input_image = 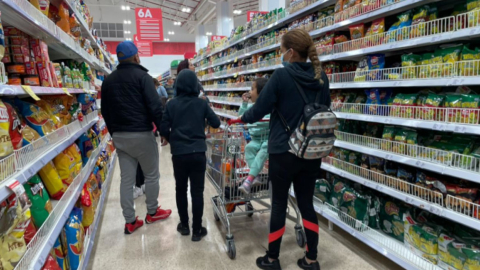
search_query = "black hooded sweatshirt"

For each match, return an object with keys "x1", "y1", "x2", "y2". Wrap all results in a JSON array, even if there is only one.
[
  {"x1": 241, "y1": 62, "x2": 331, "y2": 154},
  {"x1": 160, "y1": 70, "x2": 220, "y2": 156}
]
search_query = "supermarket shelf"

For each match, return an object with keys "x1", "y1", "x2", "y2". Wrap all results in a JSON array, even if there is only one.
[
  {"x1": 0, "y1": 84, "x2": 94, "y2": 95},
  {"x1": 193, "y1": 0, "x2": 335, "y2": 64},
  {"x1": 209, "y1": 99, "x2": 243, "y2": 106},
  {"x1": 79, "y1": 152, "x2": 117, "y2": 270},
  {"x1": 334, "y1": 136, "x2": 480, "y2": 183},
  {"x1": 200, "y1": 63, "x2": 282, "y2": 81},
  {"x1": 214, "y1": 111, "x2": 237, "y2": 119},
  {"x1": 17, "y1": 133, "x2": 110, "y2": 270},
  {"x1": 94, "y1": 78, "x2": 103, "y2": 87},
  {"x1": 322, "y1": 160, "x2": 480, "y2": 231},
  {"x1": 204, "y1": 87, "x2": 250, "y2": 92},
  {"x1": 329, "y1": 76, "x2": 480, "y2": 89},
  {"x1": 289, "y1": 189, "x2": 437, "y2": 270},
  {"x1": 0, "y1": 0, "x2": 108, "y2": 73},
  {"x1": 332, "y1": 106, "x2": 480, "y2": 135},
  {"x1": 0, "y1": 113, "x2": 99, "y2": 203}
]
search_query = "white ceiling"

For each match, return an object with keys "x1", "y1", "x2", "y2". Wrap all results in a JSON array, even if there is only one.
[{"x1": 87, "y1": 0, "x2": 257, "y2": 42}]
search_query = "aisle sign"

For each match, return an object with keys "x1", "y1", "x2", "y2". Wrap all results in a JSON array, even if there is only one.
[
  {"x1": 134, "y1": 34, "x2": 153, "y2": 57},
  {"x1": 211, "y1": 35, "x2": 226, "y2": 41},
  {"x1": 135, "y1": 8, "x2": 163, "y2": 41},
  {"x1": 247, "y1": 11, "x2": 268, "y2": 22}
]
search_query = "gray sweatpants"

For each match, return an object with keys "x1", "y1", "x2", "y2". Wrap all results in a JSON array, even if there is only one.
[{"x1": 112, "y1": 131, "x2": 159, "y2": 223}]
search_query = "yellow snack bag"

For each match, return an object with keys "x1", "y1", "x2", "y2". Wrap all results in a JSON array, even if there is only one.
[
  {"x1": 36, "y1": 100, "x2": 64, "y2": 129},
  {"x1": 38, "y1": 161, "x2": 67, "y2": 200},
  {"x1": 80, "y1": 184, "x2": 94, "y2": 229},
  {"x1": 66, "y1": 144, "x2": 83, "y2": 174},
  {"x1": 0, "y1": 100, "x2": 14, "y2": 159},
  {"x1": 53, "y1": 150, "x2": 76, "y2": 186}
]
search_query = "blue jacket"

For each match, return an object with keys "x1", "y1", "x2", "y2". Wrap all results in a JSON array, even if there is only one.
[{"x1": 157, "y1": 86, "x2": 168, "y2": 98}]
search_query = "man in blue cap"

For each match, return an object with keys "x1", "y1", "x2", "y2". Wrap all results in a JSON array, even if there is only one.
[{"x1": 101, "y1": 41, "x2": 172, "y2": 234}]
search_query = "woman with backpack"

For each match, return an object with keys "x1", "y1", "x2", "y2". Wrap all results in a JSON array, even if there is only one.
[{"x1": 232, "y1": 29, "x2": 333, "y2": 270}]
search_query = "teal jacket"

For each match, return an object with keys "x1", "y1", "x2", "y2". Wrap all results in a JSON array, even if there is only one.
[{"x1": 238, "y1": 102, "x2": 270, "y2": 139}]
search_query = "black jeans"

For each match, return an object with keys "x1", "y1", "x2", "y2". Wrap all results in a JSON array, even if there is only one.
[
  {"x1": 268, "y1": 152, "x2": 321, "y2": 260},
  {"x1": 172, "y1": 152, "x2": 206, "y2": 231},
  {"x1": 136, "y1": 164, "x2": 144, "y2": 188}
]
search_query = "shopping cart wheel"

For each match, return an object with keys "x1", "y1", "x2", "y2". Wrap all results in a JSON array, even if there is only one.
[
  {"x1": 295, "y1": 225, "x2": 307, "y2": 248},
  {"x1": 246, "y1": 202, "x2": 254, "y2": 217},
  {"x1": 226, "y1": 237, "x2": 236, "y2": 259}
]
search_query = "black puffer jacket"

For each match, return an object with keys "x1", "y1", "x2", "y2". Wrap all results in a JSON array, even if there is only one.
[
  {"x1": 160, "y1": 70, "x2": 220, "y2": 155},
  {"x1": 101, "y1": 63, "x2": 163, "y2": 134}
]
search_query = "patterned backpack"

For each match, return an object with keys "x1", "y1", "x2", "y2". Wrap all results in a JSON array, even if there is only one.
[{"x1": 277, "y1": 81, "x2": 337, "y2": 160}]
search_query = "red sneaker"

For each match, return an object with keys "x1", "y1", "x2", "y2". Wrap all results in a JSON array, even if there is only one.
[
  {"x1": 124, "y1": 217, "x2": 144, "y2": 234},
  {"x1": 145, "y1": 206, "x2": 172, "y2": 224}
]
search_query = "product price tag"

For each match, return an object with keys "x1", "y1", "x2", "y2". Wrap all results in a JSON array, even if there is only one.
[
  {"x1": 21, "y1": 85, "x2": 40, "y2": 101},
  {"x1": 454, "y1": 126, "x2": 467, "y2": 133},
  {"x1": 62, "y1": 88, "x2": 72, "y2": 96},
  {"x1": 432, "y1": 123, "x2": 444, "y2": 131}
]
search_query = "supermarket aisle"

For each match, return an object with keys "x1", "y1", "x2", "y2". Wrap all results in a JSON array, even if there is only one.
[{"x1": 87, "y1": 145, "x2": 401, "y2": 270}]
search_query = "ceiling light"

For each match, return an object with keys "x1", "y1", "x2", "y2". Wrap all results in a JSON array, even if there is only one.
[
  {"x1": 125, "y1": 6, "x2": 130, "y2": 10},
  {"x1": 121, "y1": 5, "x2": 125, "y2": 10},
  {"x1": 174, "y1": 21, "x2": 181, "y2": 26},
  {"x1": 124, "y1": 20, "x2": 131, "y2": 24},
  {"x1": 124, "y1": 30, "x2": 131, "y2": 34},
  {"x1": 233, "y1": 10, "x2": 242, "y2": 14},
  {"x1": 181, "y1": 7, "x2": 191, "y2": 12},
  {"x1": 206, "y1": 32, "x2": 212, "y2": 36},
  {"x1": 168, "y1": 31, "x2": 174, "y2": 35},
  {"x1": 164, "y1": 38, "x2": 170, "y2": 41},
  {"x1": 126, "y1": 38, "x2": 131, "y2": 41}
]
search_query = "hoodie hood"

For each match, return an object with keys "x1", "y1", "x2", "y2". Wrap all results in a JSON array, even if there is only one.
[
  {"x1": 284, "y1": 62, "x2": 322, "y2": 91},
  {"x1": 175, "y1": 69, "x2": 199, "y2": 96}
]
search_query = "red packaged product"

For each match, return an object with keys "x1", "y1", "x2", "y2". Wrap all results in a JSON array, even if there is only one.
[
  {"x1": 48, "y1": 62, "x2": 59, "y2": 88},
  {"x1": 2, "y1": 54, "x2": 12, "y2": 64},
  {"x1": 31, "y1": 39, "x2": 50, "y2": 62},
  {"x1": 5, "y1": 102, "x2": 23, "y2": 150},
  {"x1": 42, "y1": 254, "x2": 62, "y2": 270},
  {"x1": 24, "y1": 216, "x2": 37, "y2": 244},
  {"x1": 25, "y1": 62, "x2": 38, "y2": 75},
  {"x1": 37, "y1": 62, "x2": 54, "y2": 87},
  {"x1": 10, "y1": 36, "x2": 28, "y2": 46},
  {"x1": 4, "y1": 26, "x2": 24, "y2": 36},
  {"x1": 10, "y1": 45, "x2": 29, "y2": 55},
  {"x1": 13, "y1": 54, "x2": 31, "y2": 63}
]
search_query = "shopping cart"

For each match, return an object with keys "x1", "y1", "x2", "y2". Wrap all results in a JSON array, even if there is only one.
[{"x1": 206, "y1": 121, "x2": 306, "y2": 259}]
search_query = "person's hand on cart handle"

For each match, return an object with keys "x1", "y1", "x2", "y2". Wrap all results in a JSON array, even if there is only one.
[
  {"x1": 228, "y1": 118, "x2": 243, "y2": 125},
  {"x1": 161, "y1": 137, "x2": 169, "y2": 146}
]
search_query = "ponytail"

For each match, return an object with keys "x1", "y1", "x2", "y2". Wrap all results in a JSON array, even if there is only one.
[
  {"x1": 282, "y1": 29, "x2": 324, "y2": 85},
  {"x1": 308, "y1": 45, "x2": 324, "y2": 84}
]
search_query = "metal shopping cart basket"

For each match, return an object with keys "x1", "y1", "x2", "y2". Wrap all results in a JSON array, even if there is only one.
[{"x1": 206, "y1": 122, "x2": 306, "y2": 259}]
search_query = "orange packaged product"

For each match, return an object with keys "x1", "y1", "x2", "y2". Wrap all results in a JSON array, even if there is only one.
[
  {"x1": 349, "y1": 23, "x2": 365, "y2": 40},
  {"x1": 22, "y1": 75, "x2": 40, "y2": 86},
  {"x1": 6, "y1": 64, "x2": 26, "y2": 74},
  {"x1": 8, "y1": 74, "x2": 21, "y2": 85},
  {"x1": 56, "y1": 3, "x2": 70, "y2": 35},
  {"x1": 37, "y1": 62, "x2": 54, "y2": 87}
]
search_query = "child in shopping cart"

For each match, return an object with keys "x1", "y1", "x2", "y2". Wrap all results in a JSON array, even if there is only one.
[{"x1": 237, "y1": 77, "x2": 270, "y2": 195}]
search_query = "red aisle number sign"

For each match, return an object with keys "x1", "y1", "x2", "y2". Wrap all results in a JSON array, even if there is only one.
[
  {"x1": 247, "y1": 11, "x2": 268, "y2": 22},
  {"x1": 134, "y1": 34, "x2": 153, "y2": 57},
  {"x1": 135, "y1": 8, "x2": 164, "y2": 42},
  {"x1": 211, "y1": 35, "x2": 225, "y2": 41}
]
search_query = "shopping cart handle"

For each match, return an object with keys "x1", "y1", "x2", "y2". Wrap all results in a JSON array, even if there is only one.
[{"x1": 227, "y1": 118, "x2": 243, "y2": 125}]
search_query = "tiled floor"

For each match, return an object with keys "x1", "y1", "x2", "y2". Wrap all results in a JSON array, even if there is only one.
[{"x1": 87, "y1": 145, "x2": 402, "y2": 270}]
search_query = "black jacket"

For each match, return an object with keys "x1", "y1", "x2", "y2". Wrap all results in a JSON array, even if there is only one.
[
  {"x1": 160, "y1": 70, "x2": 220, "y2": 155},
  {"x1": 241, "y1": 62, "x2": 331, "y2": 154},
  {"x1": 101, "y1": 63, "x2": 163, "y2": 134}
]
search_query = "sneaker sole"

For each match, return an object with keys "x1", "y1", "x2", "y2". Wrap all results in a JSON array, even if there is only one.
[
  {"x1": 191, "y1": 232, "x2": 207, "y2": 242},
  {"x1": 177, "y1": 229, "x2": 190, "y2": 236},
  {"x1": 124, "y1": 225, "x2": 143, "y2": 235},
  {"x1": 238, "y1": 187, "x2": 250, "y2": 195},
  {"x1": 145, "y1": 213, "x2": 171, "y2": 224},
  {"x1": 256, "y1": 261, "x2": 281, "y2": 270}
]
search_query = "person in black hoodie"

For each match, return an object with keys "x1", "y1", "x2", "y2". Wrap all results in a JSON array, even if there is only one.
[
  {"x1": 160, "y1": 69, "x2": 220, "y2": 241},
  {"x1": 238, "y1": 29, "x2": 330, "y2": 270}
]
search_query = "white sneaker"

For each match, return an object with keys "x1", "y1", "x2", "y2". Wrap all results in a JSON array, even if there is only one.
[{"x1": 133, "y1": 186, "x2": 143, "y2": 199}]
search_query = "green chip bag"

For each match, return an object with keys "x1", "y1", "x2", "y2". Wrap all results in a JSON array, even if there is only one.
[
  {"x1": 23, "y1": 175, "x2": 53, "y2": 228},
  {"x1": 314, "y1": 179, "x2": 331, "y2": 203}
]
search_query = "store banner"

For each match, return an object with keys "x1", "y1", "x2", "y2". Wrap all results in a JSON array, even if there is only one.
[
  {"x1": 247, "y1": 11, "x2": 268, "y2": 22},
  {"x1": 211, "y1": 35, "x2": 226, "y2": 41},
  {"x1": 134, "y1": 34, "x2": 153, "y2": 57},
  {"x1": 135, "y1": 8, "x2": 164, "y2": 42}
]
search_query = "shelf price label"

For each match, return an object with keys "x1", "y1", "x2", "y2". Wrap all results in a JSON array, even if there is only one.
[
  {"x1": 62, "y1": 88, "x2": 72, "y2": 96},
  {"x1": 21, "y1": 86, "x2": 40, "y2": 101}
]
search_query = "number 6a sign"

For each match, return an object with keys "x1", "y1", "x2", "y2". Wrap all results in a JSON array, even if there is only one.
[{"x1": 135, "y1": 7, "x2": 164, "y2": 41}]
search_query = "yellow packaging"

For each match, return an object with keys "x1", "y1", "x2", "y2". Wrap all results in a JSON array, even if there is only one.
[
  {"x1": 80, "y1": 184, "x2": 94, "y2": 228},
  {"x1": 53, "y1": 150, "x2": 76, "y2": 186},
  {"x1": 38, "y1": 161, "x2": 67, "y2": 200},
  {"x1": 66, "y1": 143, "x2": 83, "y2": 173},
  {"x1": 0, "y1": 100, "x2": 14, "y2": 158},
  {"x1": 36, "y1": 100, "x2": 64, "y2": 129}
]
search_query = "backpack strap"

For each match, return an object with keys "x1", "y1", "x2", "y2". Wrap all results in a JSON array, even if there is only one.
[{"x1": 275, "y1": 109, "x2": 291, "y2": 133}]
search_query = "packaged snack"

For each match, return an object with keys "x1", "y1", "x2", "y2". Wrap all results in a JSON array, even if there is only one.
[
  {"x1": 441, "y1": 45, "x2": 463, "y2": 77},
  {"x1": 364, "y1": 89, "x2": 381, "y2": 115},
  {"x1": 42, "y1": 254, "x2": 62, "y2": 270},
  {"x1": 314, "y1": 179, "x2": 331, "y2": 203},
  {"x1": 76, "y1": 134, "x2": 93, "y2": 165},
  {"x1": 396, "y1": 10, "x2": 412, "y2": 41},
  {"x1": 397, "y1": 165, "x2": 415, "y2": 192},
  {"x1": 334, "y1": 35, "x2": 349, "y2": 44},
  {"x1": 69, "y1": 14, "x2": 81, "y2": 38},
  {"x1": 38, "y1": 161, "x2": 67, "y2": 200},
  {"x1": 23, "y1": 174, "x2": 52, "y2": 228},
  {"x1": 31, "y1": 39, "x2": 49, "y2": 62},
  {"x1": 349, "y1": 23, "x2": 365, "y2": 40},
  {"x1": 330, "y1": 177, "x2": 348, "y2": 208},
  {"x1": 14, "y1": 99, "x2": 56, "y2": 136},
  {"x1": 404, "y1": 211, "x2": 441, "y2": 264},
  {"x1": 460, "y1": 94, "x2": 480, "y2": 124},
  {"x1": 367, "y1": 54, "x2": 385, "y2": 80},
  {"x1": 23, "y1": 211, "x2": 36, "y2": 244},
  {"x1": 53, "y1": 150, "x2": 76, "y2": 186},
  {"x1": 354, "y1": 56, "x2": 369, "y2": 82},
  {"x1": 381, "y1": 125, "x2": 395, "y2": 150},
  {"x1": 4, "y1": 102, "x2": 22, "y2": 150},
  {"x1": 64, "y1": 207, "x2": 84, "y2": 270},
  {"x1": 37, "y1": 100, "x2": 64, "y2": 129},
  {"x1": 66, "y1": 143, "x2": 83, "y2": 172},
  {"x1": 6, "y1": 64, "x2": 26, "y2": 74},
  {"x1": 38, "y1": 0, "x2": 49, "y2": 15},
  {"x1": 80, "y1": 184, "x2": 94, "y2": 229},
  {"x1": 53, "y1": 237, "x2": 67, "y2": 270},
  {"x1": 339, "y1": 187, "x2": 369, "y2": 229},
  {"x1": 384, "y1": 160, "x2": 398, "y2": 177},
  {"x1": 386, "y1": 21, "x2": 400, "y2": 43},
  {"x1": 369, "y1": 156, "x2": 385, "y2": 183},
  {"x1": 37, "y1": 62, "x2": 54, "y2": 87},
  {"x1": 379, "y1": 198, "x2": 407, "y2": 242},
  {"x1": 401, "y1": 54, "x2": 422, "y2": 78},
  {"x1": 365, "y1": 18, "x2": 385, "y2": 46},
  {"x1": 410, "y1": 5, "x2": 429, "y2": 38},
  {"x1": 56, "y1": 3, "x2": 70, "y2": 34},
  {"x1": 0, "y1": 197, "x2": 28, "y2": 270},
  {"x1": 445, "y1": 94, "x2": 463, "y2": 123},
  {"x1": 0, "y1": 100, "x2": 14, "y2": 158}
]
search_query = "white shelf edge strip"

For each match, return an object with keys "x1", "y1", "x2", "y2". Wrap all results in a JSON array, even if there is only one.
[
  {"x1": 18, "y1": 134, "x2": 110, "y2": 270},
  {"x1": 321, "y1": 161, "x2": 480, "y2": 231},
  {"x1": 78, "y1": 152, "x2": 117, "y2": 270},
  {"x1": 214, "y1": 111, "x2": 237, "y2": 119},
  {"x1": 290, "y1": 189, "x2": 436, "y2": 270},
  {"x1": 0, "y1": 114, "x2": 99, "y2": 202},
  {"x1": 209, "y1": 99, "x2": 243, "y2": 106}
]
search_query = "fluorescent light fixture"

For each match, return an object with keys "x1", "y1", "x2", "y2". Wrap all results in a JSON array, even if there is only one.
[
  {"x1": 126, "y1": 5, "x2": 130, "y2": 10},
  {"x1": 124, "y1": 30, "x2": 131, "y2": 34},
  {"x1": 123, "y1": 20, "x2": 127, "y2": 24},
  {"x1": 233, "y1": 10, "x2": 242, "y2": 14},
  {"x1": 121, "y1": 5, "x2": 125, "y2": 10},
  {"x1": 174, "y1": 21, "x2": 181, "y2": 25},
  {"x1": 182, "y1": 7, "x2": 191, "y2": 12},
  {"x1": 168, "y1": 31, "x2": 174, "y2": 35},
  {"x1": 124, "y1": 20, "x2": 131, "y2": 24},
  {"x1": 128, "y1": 20, "x2": 131, "y2": 24},
  {"x1": 126, "y1": 38, "x2": 132, "y2": 41},
  {"x1": 206, "y1": 32, "x2": 212, "y2": 36},
  {"x1": 164, "y1": 38, "x2": 170, "y2": 41}
]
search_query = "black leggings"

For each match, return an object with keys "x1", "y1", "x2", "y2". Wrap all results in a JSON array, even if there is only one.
[
  {"x1": 268, "y1": 152, "x2": 321, "y2": 261},
  {"x1": 172, "y1": 153, "x2": 206, "y2": 231}
]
